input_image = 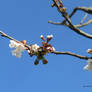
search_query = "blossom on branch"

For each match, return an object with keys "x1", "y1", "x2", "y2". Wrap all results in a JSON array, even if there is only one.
[
  {"x1": 0, "y1": 31, "x2": 56, "y2": 65},
  {"x1": 31, "y1": 44, "x2": 40, "y2": 53},
  {"x1": 27, "y1": 34, "x2": 55, "y2": 65},
  {"x1": 9, "y1": 40, "x2": 25, "y2": 58},
  {"x1": 27, "y1": 44, "x2": 40, "y2": 57}
]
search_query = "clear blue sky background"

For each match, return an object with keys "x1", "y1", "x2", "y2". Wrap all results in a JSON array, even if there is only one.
[{"x1": 0, "y1": 0, "x2": 92, "y2": 92}]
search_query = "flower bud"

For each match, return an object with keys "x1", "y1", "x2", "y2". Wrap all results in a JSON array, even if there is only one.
[
  {"x1": 47, "y1": 35, "x2": 53, "y2": 42},
  {"x1": 87, "y1": 49, "x2": 92, "y2": 53},
  {"x1": 40, "y1": 35, "x2": 45, "y2": 40},
  {"x1": 42, "y1": 58, "x2": 48, "y2": 64},
  {"x1": 34, "y1": 58, "x2": 39, "y2": 65}
]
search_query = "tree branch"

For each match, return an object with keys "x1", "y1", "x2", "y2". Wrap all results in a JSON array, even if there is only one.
[
  {"x1": 48, "y1": 20, "x2": 68, "y2": 26},
  {"x1": 48, "y1": 19, "x2": 92, "y2": 28},
  {"x1": 0, "y1": 31, "x2": 18, "y2": 42},
  {"x1": 51, "y1": 0, "x2": 92, "y2": 39},
  {"x1": 52, "y1": 51, "x2": 92, "y2": 60},
  {"x1": 0, "y1": 31, "x2": 30, "y2": 50},
  {"x1": 71, "y1": 7, "x2": 92, "y2": 16},
  {"x1": 1, "y1": 31, "x2": 92, "y2": 61},
  {"x1": 62, "y1": 7, "x2": 92, "y2": 23}
]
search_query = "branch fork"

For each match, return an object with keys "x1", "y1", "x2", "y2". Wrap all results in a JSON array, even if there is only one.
[{"x1": 49, "y1": 0, "x2": 92, "y2": 39}]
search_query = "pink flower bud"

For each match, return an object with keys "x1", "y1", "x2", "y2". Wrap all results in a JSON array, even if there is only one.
[
  {"x1": 40, "y1": 35, "x2": 45, "y2": 40},
  {"x1": 47, "y1": 35, "x2": 53, "y2": 42},
  {"x1": 47, "y1": 47, "x2": 55, "y2": 52},
  {"x1": 42, "y1": 59, "x2": 48, "y2": 64},
  {"x1": 87, "y1": 49, "x2": 92, "y2": 53}
]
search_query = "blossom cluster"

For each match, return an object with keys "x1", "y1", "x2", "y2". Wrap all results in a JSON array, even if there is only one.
[
  {"x1": 8, "y1": 36, "x2": 92, "y2": 68},
  {"x1": 27, "y1": 35, "x2": 55, "y2": 65},
  {"x1": 9, "y1": 35, "x2": 55, "y2": 65},
  {"x1": 9, "y1": 40, "x2": 25, "y2": 58}
]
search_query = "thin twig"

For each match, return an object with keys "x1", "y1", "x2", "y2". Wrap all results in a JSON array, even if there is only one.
[
  {"x1": 48, "y1": 19, "x2": 92, "y2": 28},
  {"x1": 74, "y1": 19, "x2": 92, "y2": 28},
  {"x1": 66, "y1": 7, "x2": 92, "y2": 22},
  {"x1": 80, "y1": 13, "x2": 88, "y2": 24},
  {"x1": 63, "y1": 11, "x2": 92, "y2": 39},
  {"x1": 52, "y1": 51, "x2": 92, "y2": 60},
  {"x1": 74, "y1": 7, "x2": 92, "y2": 14},
  {"x1": 48, "y1": 21, "x2": 62, "y2": 25},
  {"x1": 48, "y1": 20, "x2": 67, "y2": 26},
  {"x1": 0, "y1": 31, "x2": 18, "y2": 42},
  {"x1": 62, "y1": 7, "x2": 92, "y2": 24}
]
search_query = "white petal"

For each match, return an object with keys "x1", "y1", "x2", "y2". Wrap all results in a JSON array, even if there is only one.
[
  {"x1": 9, "y1": 40, "x2": 25, "y2": 58},
  {"x1": 16, "y1": 45, "x2": 25, "y2": 52},
  {"x1": 32, "y1": 44, "x2": 40, "y2": 53},
  {"x1": 16, "y1": 53, "x2": 21, "y2": 58},
  {"x1": 47, "y1": 34, "x2": 53, "y2": 38},
  {"x1": 52, "y1": 47, "x2": 55, "y2": 51},
  {"x1": 9, "y1": 40, "x2": 16, "y2": 48},
  {"x1": 84, "y1": 60, "x2": 92, "y2": 71},
  {"x1": 9, "y1": 40, "x2": 20, "y2": 48},
  {"x1": 40, "y1": 35, "x2": 44, "y2": 38},
  {"x1": 12, "y1": 50, "x2": 21, "y2": 58}
]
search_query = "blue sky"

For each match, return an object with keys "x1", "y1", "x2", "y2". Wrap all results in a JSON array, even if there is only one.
[{"x1": 0, "y1": 0, "x2": 92, "y2": 92}]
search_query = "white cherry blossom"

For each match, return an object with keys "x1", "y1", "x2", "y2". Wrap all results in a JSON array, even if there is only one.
[
  {"x1": 31, "y1": 44, "x2": 40, "y2": 53},
  {"x1": 9, "y1": 40, "x2": 25, "y2": 58},
  {"x1": 9, "y1": 40, "x2": 18, "y2": 48},
  {"x1": 84, "y1": 59, "x2": 92, "y2": 71},
  {"x1": 52, "y1": 47, "x2": 55, "y2": 51}
]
